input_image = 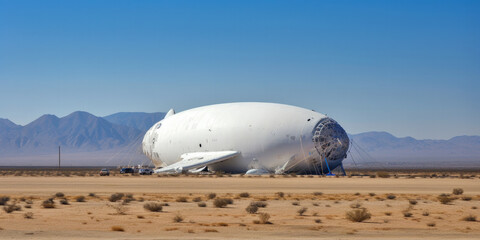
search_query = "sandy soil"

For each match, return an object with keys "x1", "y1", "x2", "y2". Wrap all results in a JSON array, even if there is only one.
[{"x1": 0, "y1": 175, "x2": 479, "y2": 239}]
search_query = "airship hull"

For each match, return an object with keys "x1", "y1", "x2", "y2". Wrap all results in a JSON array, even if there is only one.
[{"x1": 142, "y1": 102, "x2": 349, "y2": 174}]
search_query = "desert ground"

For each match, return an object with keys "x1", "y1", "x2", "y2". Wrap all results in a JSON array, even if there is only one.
[{"x1": 0, "y1": 169, "x2": 479, "y2": 239}]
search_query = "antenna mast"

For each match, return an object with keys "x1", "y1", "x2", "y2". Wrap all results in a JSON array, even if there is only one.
[{"x1": 58, "y1": 146, "x2": 61, "y2": 169}]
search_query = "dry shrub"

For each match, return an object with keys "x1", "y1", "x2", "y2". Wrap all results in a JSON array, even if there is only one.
[
  {"x1": 292, "y1": 202, "x2": 299, "y2": 206},
  {"x1": 107, "y1": 203, "x2": 127, "y2": 215},
  {"x1": 60, "y1": 198, "x2": 69, "y2": 205},
  {"x1": 346, "y1": 208, "x2": 371, "y2": 222},
  {"x1": 238, "y1": 192, "x2": 250, "y2": 198},
  {"x1": 250, "y1": 201, "x2": 267, "y2": 208},
  {"x1": 427, "y1": 222, "x2": 436, "y2": 227},
  {"x1": 24, "y1": 212, "x2": 34, "y2": 219},
  {"x1": 254, "y1": 212, "x2": 271, "y2": 224},
  {"x1": 314, "y1": 219, "x2": 322, "y2": 223},
  {"x1": 275, "y1": 192, "x2": 285, "y2": 198},
  {"x1": 137, "y1": 215, "x2": 144, "y2": 219},
  {"x1": 409, "y1": 199, "x2": 418, "y2": 205},
  {"x1": 0, "y1": 196, "x2": 10, "y2": 205},
  {"x1": 384, "y1": 212, "x2": 392, "y2": 216},
  {"x1": 42, "y1": 198, "x2": 55, "y2": 208},
  {"x1": 192, "y1": 197, "x2": 202, "y2": 202},
  {"x1": 369, "y1": 193, "x2": 376, "y2": 196},
  {"x1": 3, "y1": 203, "x2": 21, "y2": 213},
  {"x1": 176, "y1": 196, "x2": 188, "y2": 202},
  {"x1": 313, "y1": 192, "x2": 323, "y2": 196},
  {"x1": 204, "y1": 229, "x2": 218, "y2": 232},
  {"x1": 438, "y1": 194, "x2": 453, "y2": 204},
  {"x1": 214, "y1": 222, "x2": 228, "y2": 226},
  {"x1": 452, "y1": 188, "x2": 464, "y2": 195},
  {"x1": 76, "y1": 196, "x2": 86, "y2": 202},
  {"x1": 88, "y1": 193, "x2": 96, "y2": 197},
  {"x1": 206, "y1": 193, "x2": 216, "y2": 199},
  {"x1": 377, "y1": 172, "x2": 390, "y2": 178},
  {"x1": 24, "y1": 204, "x2": 31, "y2": 208},
  {"x1": 245, "y1": 204, "x2": 258, "y2": 214},
  {"x1": 173, "y1": 213, "x2": 184, "y2": 223},
  {"x1": 423, "y1": 211, "x2": 430, "y2": 216},
  {"x1": 403, "y1": 212, "x2": 413, "y2": 217},
  {"x1": 143, "y1": 202, "x2": 163, "y2": 212},
  {"x1": 198, "y1": 202, "x2": 206, "y2": 207},
  {"x1": 462, "y1": 196, "x2": 472, "y2": 201},
  {"x1": 55, "y1": 192, "x2": 65, "y2": 198},
  {"x1": 386, "y1": 194, "x2": 396, "y2": 200},
  {"x1": 213, "y1": 198, "x2": 233, "y2": 208},
  {"x1": 109, "y1": 193, "x2": 124, "y2": 202},
  {"x1": 123, "y1": 194, "x2": 135, "y2": 204},
  {"x1": 257, "y1": 196, "x2": 267, "y2": 201},
  {"x1": 350, "y1": 202, "x2": 362, "y2": 209},
  {"x1": 297, "y1": 207, "x2": 308, "y2": 216},
  {"x1": 111, "y1": 226, "x2": 124, "y2": 232},
  {"x1": 462, "y1": 214, "x2": 477, "y2": 222}
]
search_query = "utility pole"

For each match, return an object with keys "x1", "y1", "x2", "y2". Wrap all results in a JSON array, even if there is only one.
[{"x1": 58, "y1": 146, "x2": 61, "y2": 169}]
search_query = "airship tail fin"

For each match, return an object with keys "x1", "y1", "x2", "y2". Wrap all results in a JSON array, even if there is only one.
[{"x1": 164, "y1": 108, "x2": 175, "y2": 119}]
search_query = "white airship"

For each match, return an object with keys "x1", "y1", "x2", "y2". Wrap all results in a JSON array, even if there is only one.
[{"x1": 142, "y1": 102, "x2": 349, "y2": 175}]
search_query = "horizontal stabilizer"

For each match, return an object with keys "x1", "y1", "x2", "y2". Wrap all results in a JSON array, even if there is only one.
[
  {"x1": 245, "y1": 169, "x2": 270, "y2": 175},
  {"x1": 154, "y1": 151, "x2": 239, "y2": 174}
]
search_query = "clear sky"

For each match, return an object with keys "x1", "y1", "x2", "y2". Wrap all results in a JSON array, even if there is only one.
[{"x1": 0, "y1": 0, "x2": 479, "y2": 139}]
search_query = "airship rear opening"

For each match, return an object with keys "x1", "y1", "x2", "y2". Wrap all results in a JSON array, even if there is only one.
[{"x1": 312, "y1": 118, "x2": 349, "y2": 161}]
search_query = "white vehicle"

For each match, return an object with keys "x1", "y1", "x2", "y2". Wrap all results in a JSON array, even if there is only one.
[
  {"x1": 142, "y1": 102, "x2": 349, "y2": 175},
  {"x1": 139, "y1": 168, "x2": 153, "y2": 175}
]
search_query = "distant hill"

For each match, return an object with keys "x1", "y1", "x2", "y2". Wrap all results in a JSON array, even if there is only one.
[
  {"x1": 346, "y1": 131, "x2": 480, "y2": 169},
  {"x1": 103, "y1": 112, "x2": 165, "y2": 132},
  {"x1": 0, "y1": 112, "x2": 150, "y2": 166},
  {"x1": 0, "y1": 118, "x2": 20, "y2": 130}
]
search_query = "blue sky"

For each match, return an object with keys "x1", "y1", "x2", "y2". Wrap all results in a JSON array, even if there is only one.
[{"x1": 0, "y1": 0, "x2": 479, "y2": 139}]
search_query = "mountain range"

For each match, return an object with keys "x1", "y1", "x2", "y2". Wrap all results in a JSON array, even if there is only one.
[
  {"x1": 103, "y1": 112, "x2": 166, "y2": 132},
  {"x1": 0, "y1": 112, "x2": 479, "y2": 168},
  {"x1": 0, "y1": 112, "x2": 164, "y2": 166},
  {"x1": 346, "y1": 132, "x2": 480, "y2": 169}
]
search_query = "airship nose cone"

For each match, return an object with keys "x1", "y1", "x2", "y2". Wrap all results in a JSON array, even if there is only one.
[{"x1": 312, "y1": 118, "x2": 349, "y2": 160}]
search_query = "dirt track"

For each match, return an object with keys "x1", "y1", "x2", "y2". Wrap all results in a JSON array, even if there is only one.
[{"x1": 1, "y1": 175, "x2": 480, "y2": 195}]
